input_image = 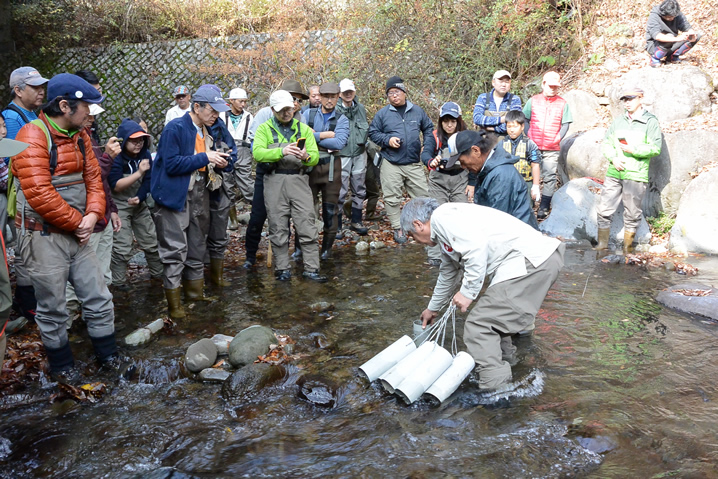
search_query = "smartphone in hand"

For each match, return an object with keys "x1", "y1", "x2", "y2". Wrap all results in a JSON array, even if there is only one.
[
  {"x1": 618, "y1": 137, "x2": 628, "y2": 145},
  {"x1": 296, "y1": 137, "x2": 306, "y2": 150}
]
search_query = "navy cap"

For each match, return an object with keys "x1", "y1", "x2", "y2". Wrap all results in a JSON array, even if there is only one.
[
  {"x1": 192, "y1": 85, "x2": 230, "y2": 112},
  {"x1": 445, "y1": 130, "x2": 484, "y2": 169},
  {"x1": 440, "y1": 102, "x2": 462, "y2": 119},
  {"x1": 47, "y1": 73, "x2": 104, "y2": 104}
]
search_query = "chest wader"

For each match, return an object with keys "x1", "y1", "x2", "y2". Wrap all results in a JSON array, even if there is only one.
[{"x1": 306, "y1": 108, "x2": 343, "y2": 259}]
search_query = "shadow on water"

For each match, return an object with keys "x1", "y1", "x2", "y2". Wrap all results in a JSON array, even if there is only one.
[{"x1": 2, "y1": 245, "x2": 718, "y2": 477}]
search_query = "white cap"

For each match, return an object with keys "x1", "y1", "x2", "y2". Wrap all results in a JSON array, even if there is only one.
[
  {"x1": 228, "y1": 88, "x2": 248, "y2": 100},
  {"x1": 89, "y1": 104, "x2": 105, "y2": 116},
  {"x1": 339, "y1": 79, "x2": 356, "y2": 92},
  {"x1": 270, "y1": 90, "x2": 295, "y2": 112}
]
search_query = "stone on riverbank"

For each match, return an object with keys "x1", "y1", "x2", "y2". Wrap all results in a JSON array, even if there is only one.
[
  {"x1": 211, "y1": 334, "x2": 234, "y2": 356},
  {"x1": 669, "y1": 168, "x2": 718, "y2": 255},
  {"x1": 228, "y1": 325, "x2": 277, "y2": 368},
  {"x1": 185, "y1": 338, "x2": 218, "y2": 373},
  {"x1": 656, "y1": 283, "x2": 718, "y2": 321},
  {"x1": 221, "y1": 363, "x2": 286, "y2": 400},
  {"x1": 198, "y1": 368, "x2": 232, "y2": 383}
]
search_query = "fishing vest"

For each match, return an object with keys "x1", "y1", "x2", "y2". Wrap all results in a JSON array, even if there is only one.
[
  {"x1": 224, "y1": 111, "x2": 251, "y2": 144},
  {"x1": 527, "y1": 94, "x2": 566, "y2": 151},
  {"x1": 268, "y1": 119, "x2": 306, "y2": 173},
  {"x1": 307, "y1": 108, "x2": 345, "y2": 163},
  {"x1": 502, "y1": 137, "x2": 532, "y2": 181},
  {"x1": 16, "y1": 119, "x2": 87, "y2": 229}
]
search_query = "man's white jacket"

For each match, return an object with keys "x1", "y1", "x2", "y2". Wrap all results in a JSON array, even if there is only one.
[{"x1": 427, "y1": 203, "x2": 561, "y2": 312}]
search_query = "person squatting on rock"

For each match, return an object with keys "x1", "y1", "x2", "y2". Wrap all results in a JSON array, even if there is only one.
[
  {"x1": 403, "y1": 198, "x2": 564, "y2": 390},
  {"x1": 452, "y1": 130, "x2": 538, "y2": 229},
  {"x1": 646, "y1": 0, "x2": 702, "y2": 67},
  {"x1": 108, "y1": 119, "x2": 163, "y2": 288},
  {"x1": 368, "y1": 75, "x2": 432, "y2": 244},
  {"x1": 595, "y1": 87, "x2": 662, "y2": 254},
  {"x1": 243, "y1": 79, "x2": 308, "y2": 269},
  {"x1": 472, "y1": 69, "x2": 522, "y2": 135},
  {"x1": 302, "y1": 82, "x2": 350, "y2": 260},
  {"x1": 523, "y1": 71, "x2": 572, "y2": 220},
  {"x1": 252, "y1": 90, "x2": 327, "y2": 283},
  {"x1": 335, "y1": 78, "x2": 370, "y2": 238},
  {"x1": 151, "y1": 85, "x2": 231, "y2": 319},
  {"x1": 2, "y1": 66, "x2": 49, "y2": 328},
  {"x1": 223, "y1": 87, "x2": 254, "y2": 231},
  {"x1": 420, "y1": 101, "x2": 470, "y2": 266},
  {"x1": 501, "y1": 110, "x2": 543, "y2": 207},
  {"x1": 13, "y1": 73, "x2": 121, "y2": 381}
]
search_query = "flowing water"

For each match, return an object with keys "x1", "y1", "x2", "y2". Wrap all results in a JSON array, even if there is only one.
[{"x1": 1, "y1": 244, "x2": 717, "y2": 478}]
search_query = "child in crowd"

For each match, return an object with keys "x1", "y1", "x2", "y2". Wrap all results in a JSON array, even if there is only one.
[
  {"x1": 420, "y1": 101, "x2": 470, "y2": 265},
  {"x1": 502, "y1": 110, "x2": 542, "y2": 206},
  {"x1": 108, "y1": 119, "x2": 163, "y2": 288}
]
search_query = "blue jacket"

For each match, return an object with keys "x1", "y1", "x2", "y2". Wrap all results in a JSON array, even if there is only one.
[
  {"x1": 472, "y1": 91, "x2": 522, "y2": 135},
  {"x1": 301, "y1": 107, "x2": 349, "y2": 152},
  {"x1": 151, "y1": 113, "x2": 212, "y2": 211},
  {"x1": 109, "y1": 119, "x2": 153, "y2": 202},
  {"x1": 368, "y1": 101, "x2": 434, "y2": 165},
  {"x1": 2, "y1": 102, "x2": 38, "y2": 140},
  {"x1": 473, "y1": 146, "x2": 538, "y2": 229}
]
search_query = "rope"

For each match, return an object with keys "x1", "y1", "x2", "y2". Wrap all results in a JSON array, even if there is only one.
[{"x1": 420, "y1": 305, "x2": 459, "y2": 357}]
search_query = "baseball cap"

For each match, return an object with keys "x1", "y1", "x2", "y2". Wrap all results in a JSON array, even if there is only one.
[
  {"x1": 543, "y1": 72, "x2": 561, "y2": 87},
  {"x1": 439, "y1": 102, "x2": 462, "y2": 119},
  {"x1": 88, "y1": 104, "x2": 105, "y2": 116},
  {"x1": 339, "y1": 79, "x2": 356, "y2": 92},
  {"x1": 0, "y1": 138, "x2": 29, "y2": 158},
  {"x1": 445, "y1": 130, "x2": 484, "y2": 169},
  {"x1": 228, "y1": 88, "x2": 248, "y2": 100},
  {"x1": 173, "y1": 85, "x2": 190, "y2": 96},
  {"x1": 9, "y1": 67, "x2": 49, "y2": 89},
  {"x1": 47, "y1": 73, "x2": 104, "y2": 104},
  {"x1": 620, "y1": 87, "x2": 645, "y2": 100},
  {"x1": 192, "y1": 85, "x2": 230, "y2": 112},
  {"x1": 129, "y1": 130, "x2": 151, "y2": 139},
  {"x1": 492, "y1": 70, "x2": 512, "y2": 81},
  {"x1": 270, "y1": 90, "x2": 295, "y2": 112},
  {"x1": 319, "y1": 82, "x2": 340, "y2": 95},
  {"x1": 279, "y1": 79, "x2": 308, "y2": 100}
]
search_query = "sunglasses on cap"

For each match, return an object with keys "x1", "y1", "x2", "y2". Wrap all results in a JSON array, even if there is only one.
[{"x1": 620, "y1": 95, "x2": 639, "y2": 101}]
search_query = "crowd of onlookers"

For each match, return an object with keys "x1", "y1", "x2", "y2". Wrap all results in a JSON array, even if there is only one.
[{"x1": 0, "y1": 0, "x2": 701, "y2": 382}]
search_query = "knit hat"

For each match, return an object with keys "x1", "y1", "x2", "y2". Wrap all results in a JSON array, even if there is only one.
[{"x1": 386, "y1": 76, "x2": 406, "y2": 94}]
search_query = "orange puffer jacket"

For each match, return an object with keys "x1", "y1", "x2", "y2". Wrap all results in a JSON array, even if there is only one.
[{"x1": 12, "y1": 112, "x2": 105, "y2": 232}]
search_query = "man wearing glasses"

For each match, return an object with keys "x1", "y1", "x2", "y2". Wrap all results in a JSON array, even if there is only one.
[
  {"x1": 164, "y1": 85, "x2": 192, "y2": 126},
  {"x1": 368, "y1": 75, "x2": 433, "y2": 244},
  {"x1": 472, "y1": 70, "x2": 522, "y2": 135},
  {"x1": 594, "y1": 87, "x2": 662, "y2": 253}
]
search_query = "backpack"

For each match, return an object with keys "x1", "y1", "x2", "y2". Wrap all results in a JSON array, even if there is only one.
[{"x1": 3, "y1": 105, "x2": 32, "y2": 219}]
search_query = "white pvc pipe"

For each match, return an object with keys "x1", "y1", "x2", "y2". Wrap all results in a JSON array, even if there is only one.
[
  {"x1": 379, "y1": 341, "x2": 436, "y2": 394},
  {"x1": 394, "y1": 343, "x2": 453, "y2": 405},
  {"x1": 358, "y1": 335, "x2": 416, "y2": 382},
  {"x1": 424, "y1": 351, "x2": 475, "y2": 404}
]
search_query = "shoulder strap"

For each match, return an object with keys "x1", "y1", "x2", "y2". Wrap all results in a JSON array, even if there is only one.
[
  {"x1": 433, "y1": 130, "x2": 441, "y2": 150},
  {"x1": 30, "y1": 119, "x2": 58, "y2": 175},
  {"x1": 242, "y1": 113, "x2": 250, "y2": 140},
  {"x1": 4, "y1": 104, "x2": 31, "y2": 124},
  {"x1": 308, "y1": 108, "x2": 319, "y2": 129}
]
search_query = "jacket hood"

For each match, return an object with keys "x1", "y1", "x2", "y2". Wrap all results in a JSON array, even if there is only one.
[
  {"x1": 117, "y1": 119, "x2": 149, "y2": 152},
  {"x1": 479, "y1": 145, "x2": 519, "y2": 179}
]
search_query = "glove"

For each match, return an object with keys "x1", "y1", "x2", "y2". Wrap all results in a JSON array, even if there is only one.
[{"x1": 531, "y1": 185, "x2": 541, "y2": 202}]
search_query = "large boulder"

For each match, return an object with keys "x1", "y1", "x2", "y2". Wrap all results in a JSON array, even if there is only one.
[
  {"x1": 560, "y1": 128, "x2": 607, "y2": 184},
  {"x1": 656, "y1": 283, "x2": 718, "y2": 321},
  {"x1": 539, "y1": 178, "x2": 651, "y2": 243},
  {"x1": 563, "y1": 90, "x2": 600, "y2": 137},
  {"x1": 669, "y1": 168, "x2": 718, "y2": 255},
  {"x1": 644, "y1": 130, "x2": 718, "y2": 216},
  {"x1": 228, "y1": 325, "x2": 277, "y2": 368},
  {"x1": 607, "y1": 66, "x2": 713, "y2": 122}
]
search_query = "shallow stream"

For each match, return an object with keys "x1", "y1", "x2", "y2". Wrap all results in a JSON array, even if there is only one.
[{"x1": 1, "y1": 244, "x2": 717, "y2": 478}]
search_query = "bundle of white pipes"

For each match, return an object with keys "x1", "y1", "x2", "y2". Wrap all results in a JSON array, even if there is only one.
[{"x1": 358, "y1": 306, "x2": 474, "y2": 405}]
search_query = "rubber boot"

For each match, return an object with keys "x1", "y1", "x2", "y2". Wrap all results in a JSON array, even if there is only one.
[
  {"x1": 623, "y1": 231, "x2": 636, "y2": 255},
  {"x1": 164, "y1": 287, "x2": 186, "y2": 319},
  {"x1": 321, "y1": 234, "x2": 336, "y2": 261},
  {"x1": 350, "y1": 207, "x2": 368, "y2": 235},
  {"x1": 45, "y1": 342, "x2": 75, "y2": 374},
  {"x1": 649, "y1": 47, "x2": 668, "y2": 67},
  {"x1": 343, "y1": 201, "x2": 351, "y2": 219},
  {"x1": 336, "y1": 211, "x2": 344, "y2": 240},
  {"x1": 537, "y1": 195, "x2": 552, "y2": 219},
  {"x1": 594, "y1": 228, "x2": 610, "y2": 250},
  {"x1": 209, "y1": 258, "x2": 230, "y2": 287},
  {"x1": 365, "y1": 197, "x2": 381, "y2": 221},
  {"x1": 183, "y1": 278, "x2": 206, "y2": 301},
  {"x1": 90, "y1": 333, "x2": 118, "y2": 363},
  {"x1": 228, "y1": 206, "x2": 239, "y2": 231}
]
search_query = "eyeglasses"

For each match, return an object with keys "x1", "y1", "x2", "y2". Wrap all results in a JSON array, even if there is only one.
[
  {"x1": 292, "y1": 97, "x2": 304, "y2": 104},
  {"x1": 387, "y1": 90, "x2": 404, "y2": 97}
]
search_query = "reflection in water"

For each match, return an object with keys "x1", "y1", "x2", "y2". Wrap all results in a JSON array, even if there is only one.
[{"x1": 1, "y1": 246, "x2": 718, "y2": 477}]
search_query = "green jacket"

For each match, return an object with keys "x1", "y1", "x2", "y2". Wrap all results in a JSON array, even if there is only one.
[
  {"x1": 253, "y1": 117, "x2": 319, "y2": 167},
  {"x1": 336, "y1": 99, "x2": 369, "y2": 157},
  {"x1": 603, "y1": 109, "x2": 662, "y2": 183}
]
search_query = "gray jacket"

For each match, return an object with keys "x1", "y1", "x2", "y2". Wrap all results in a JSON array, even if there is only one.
[{"x1": 336, "y1": 99, "x2": 369, "y2": 158}]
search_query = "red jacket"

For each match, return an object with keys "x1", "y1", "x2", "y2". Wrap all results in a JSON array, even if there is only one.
[
  {"x1": 527, "y1": 94, "x2": 567, "y2": 151},
  {"x1": 13, "y1": 112, "x2": 106, "y2": 232}
]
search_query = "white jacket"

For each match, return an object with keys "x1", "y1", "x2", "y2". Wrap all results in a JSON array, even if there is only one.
[
  {"x1": 427, "y1": 203, "x2": 561, "y2": 312},
  {"x1": 164, "y1": 105, "x2": 191, "y2": 126},
  {"x1": 224, "y1": 110, "x2": 253, "y2": 144}
]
